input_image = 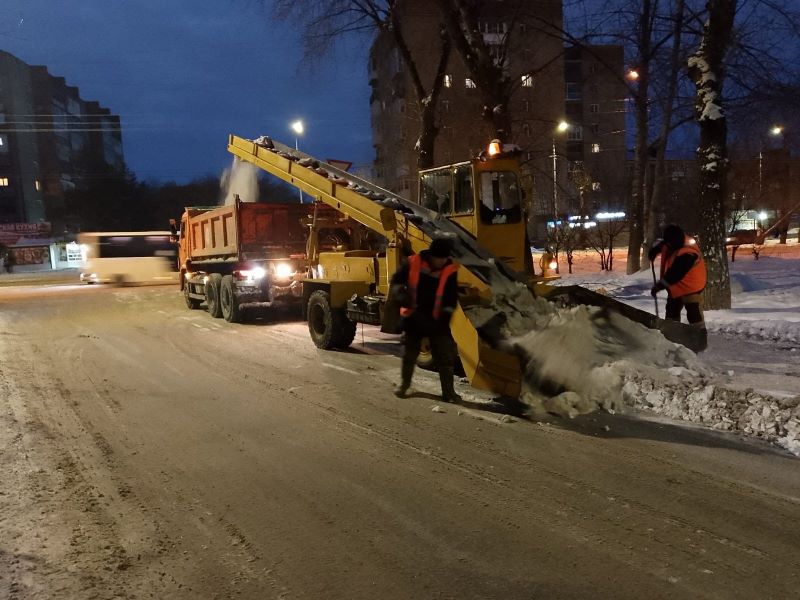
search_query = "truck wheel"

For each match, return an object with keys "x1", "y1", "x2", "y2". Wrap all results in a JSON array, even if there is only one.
[
  {"x1": 220, "y1": 275, "x2": 242, "y2": 323},
  {"x1": 184, "y1": 281, "x2": 202, "y2": 309},
  {"x1": 206, "y1": 273, "x2": 223, "y2": 318},
  {"x1": 308, "y1": 290, "x2": 355, "y2": 349}
]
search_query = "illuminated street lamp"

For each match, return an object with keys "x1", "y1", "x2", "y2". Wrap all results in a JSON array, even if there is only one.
[
  {"x1": 551, "y1": 121, "x2": 570, "y2": 219},
  {"x1": 759, "y1": 125, "x2": 786, "y2": 196},
  {"x1": 290, "y1": 119, "x2": 304, "y2": 150},
  {"x1": 627, "y1": 69, "x2": 640, "y2": 81},
  {"x1": 290, "y1": 120, "x2": 305, "y2": 202}
]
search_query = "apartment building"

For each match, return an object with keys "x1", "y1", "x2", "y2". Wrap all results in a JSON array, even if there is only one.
[{"x1": 0, "y1": 50, "x2": 123, "y2": 226}]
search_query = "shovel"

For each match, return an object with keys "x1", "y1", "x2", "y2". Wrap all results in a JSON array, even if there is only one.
[{"x1": 650, "y1": 261, "x2": 659, "y2": 318}]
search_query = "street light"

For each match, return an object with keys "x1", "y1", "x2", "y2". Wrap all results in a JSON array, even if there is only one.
[
  {"x1": 627, "y1": 69, "x2": 640, "y2": 81},
  {"x1": 552, "y1": 121, "x2": 570, "y2": 219},
  {"x1": 759, "y1": 125, "x2": 786, "y2": 197},
  {"x1": 290, "y1": 119, "x2": 305, "y2": 202}
]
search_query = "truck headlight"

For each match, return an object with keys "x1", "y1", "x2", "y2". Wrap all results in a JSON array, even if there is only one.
[
  {"x1": 274, "y1": 262, "x2": 294, "y2": 279},
  {"x1": 240, "y1": 267, "x2": 266, "y2": 281}
]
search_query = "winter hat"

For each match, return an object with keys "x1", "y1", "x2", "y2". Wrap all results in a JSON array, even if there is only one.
[
  {"x1": 429, "y1": 237, "x2": 454, "y2": 258},
  {"x1": 663, "y1": 224, "x2": 685, "y2": 249}
]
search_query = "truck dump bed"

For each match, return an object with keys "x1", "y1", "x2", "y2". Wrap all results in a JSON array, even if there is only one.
[{"x1": 185, "y1": 201, "x2": 308, "y2": 263}]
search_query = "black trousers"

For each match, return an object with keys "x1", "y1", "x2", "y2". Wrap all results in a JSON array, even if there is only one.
[
  {"x1": 402, "y1": 330, "x2": 455, "y2": 372},
  {"x1": 665, "y1": 293, "x2": 704, "y2": 326}
]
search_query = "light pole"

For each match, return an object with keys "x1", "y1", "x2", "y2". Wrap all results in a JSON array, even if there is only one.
[
  {"x1": 290, "y1": 120, "x2": 304, "y2": 202},
  {"x1": 551, "y1": 120, "x2": 570, "y2": 222},
  {"x1": 759, "y1": 125, "x2": 784, "y2": 198}
]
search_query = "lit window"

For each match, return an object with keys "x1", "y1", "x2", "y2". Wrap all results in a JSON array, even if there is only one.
[
  {"x1": 0, "y1": 177, "x2": 9, "y2": 187},
  {"x1": 444, "y1": 74, "x2": 452, "y2": 88},
  {"x1": 465, "y1": 78, "x2": 476, "y2": 89},
  {"x1": 592, "y1": 143, "x2": 601, "y2": 153},
  {"x1": 521, "y1": 74, "x2": 533, "y2": 87},
  {"x1": 35, "y1": 179, "x2": 41, "y2": 191}
]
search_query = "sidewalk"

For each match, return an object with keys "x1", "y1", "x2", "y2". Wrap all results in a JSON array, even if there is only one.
[{"x1": 0, "y1": 268, "x2": 81, "y2": 287}]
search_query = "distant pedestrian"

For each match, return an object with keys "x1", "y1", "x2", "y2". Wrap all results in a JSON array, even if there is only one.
[
  {"x1": 391, "y1": 237, "x2": 461, "y2": 403},
  {"x1": 3, "y1": 251, "x2": 14, "y2": 274},
  {"x1": 648, "y1": 224, "x2": 707, "y2": 331}
]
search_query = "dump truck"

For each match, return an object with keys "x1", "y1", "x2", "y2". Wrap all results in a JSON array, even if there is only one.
[
  {"x1": 174, "y1": 197, "x2": 314, "y2": 322},
  {"x1": 226, "y1": 134, "x2": 706, "y2": 397}
]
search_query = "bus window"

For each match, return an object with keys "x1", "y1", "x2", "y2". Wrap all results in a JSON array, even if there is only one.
[
  {"x1": 419, "y1": 168, "x2": 451, "y2": 214},
  {"x1": 453, "y1": 164, "x2": 473, "y2": 214},
  {"x1": 78, "y1": 231, "x2": 178, "y2": 285},
  {"x1": 479, "y1": 171, "x2": 522, "y2": 224}
]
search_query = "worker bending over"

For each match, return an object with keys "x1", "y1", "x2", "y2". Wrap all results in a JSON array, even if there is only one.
[
  {"x1": 391, "y1": 237, "x2": 462, "y2": 403},
  {"x1": 648, "y1": 224, "x2": 707, "y2": 331}
]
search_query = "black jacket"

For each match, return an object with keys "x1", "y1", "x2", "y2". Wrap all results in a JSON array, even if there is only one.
[{"x1": 391, "y1": 250, "x2": 459, "y2": 334}]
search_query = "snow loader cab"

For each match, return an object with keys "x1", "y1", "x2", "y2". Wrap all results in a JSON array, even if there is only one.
[{"x1": 418, "y1": 142, "x2": 527, "y2": 273}]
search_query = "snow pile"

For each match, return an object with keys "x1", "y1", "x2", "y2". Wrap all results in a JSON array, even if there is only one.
[
  {"x1": 468, "y1": 283, "x2": 800, "y2": 455},
  {"x1": 623, "y1": 373, "x2": 800, "y2": 456},
  {"x1": 466, "y1": 284, "x2": 702, "y2": 417}
]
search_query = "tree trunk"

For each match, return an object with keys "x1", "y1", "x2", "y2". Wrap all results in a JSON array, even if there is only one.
[
  {"x1": 688, "y1": 0, "x2": 736, "y2": 310},
  {"x1": 389, "y1": 19, "x2": 451, "y2": 170},
  {"x1": 626, "y1": 0, "x2": 653, "y2": 274},
  {"x1": 644, "y1": 0, "x2": 685, "y2": 259}
]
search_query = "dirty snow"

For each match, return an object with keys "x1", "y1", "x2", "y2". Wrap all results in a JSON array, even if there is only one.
[{"x1": 534, "y1": 240, "x2": 800, "y2": 455}]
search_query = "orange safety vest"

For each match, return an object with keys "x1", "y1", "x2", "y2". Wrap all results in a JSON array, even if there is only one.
[
  {"x1": 400, "y1": 254, "x2": 459, "y2": 320},
  {"x1": 660, "y1": 237, "x2": 707, "y2": 298}
]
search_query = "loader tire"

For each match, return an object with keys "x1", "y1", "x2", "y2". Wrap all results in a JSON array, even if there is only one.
[
  {"x1": 307, "y1": 290, "x2": 356, "y2": 350},
  {"x1": 206, "y1": 273, "x2": 223, "y2": 318},
  {"x1": 184, "y1": 281, "x2": 202, "y2": 310},
  {"x1": 220, "y1": 275, "x2": 242, "y2": 323},
  {"x1": 416, "y1": 337, "x2": 436, "y2": 370}
]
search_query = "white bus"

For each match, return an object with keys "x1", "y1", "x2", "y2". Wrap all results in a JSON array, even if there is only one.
[{"x1": 78, "y1": 231, "x2": 179, "y2": 285}]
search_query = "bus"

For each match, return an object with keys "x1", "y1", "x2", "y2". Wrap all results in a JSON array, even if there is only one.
[{"x1": 78, "y1": 231, "x2": 179, "y2": 285}]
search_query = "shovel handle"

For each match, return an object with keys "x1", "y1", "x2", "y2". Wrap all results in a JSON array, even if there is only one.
[{"x1": 651, "y1": 261, "x2": 659, "y2": 318}]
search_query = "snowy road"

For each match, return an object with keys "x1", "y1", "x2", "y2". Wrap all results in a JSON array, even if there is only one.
[{"x1": 2, "y1": 284, "x2": 799, "y2": 599}]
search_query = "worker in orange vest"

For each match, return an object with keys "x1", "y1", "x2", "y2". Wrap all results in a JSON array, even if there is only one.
[
  {"x1": 648, "y1": 224, "x2": 707, "y2": 330},
  {"x1": 390, "y1": 237, "x2": 461, "y2": 402}
]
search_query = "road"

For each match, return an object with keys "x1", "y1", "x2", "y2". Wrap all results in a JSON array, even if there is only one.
[{"x1": 1, "y1": 283, "x2": 799, "y2": 599}]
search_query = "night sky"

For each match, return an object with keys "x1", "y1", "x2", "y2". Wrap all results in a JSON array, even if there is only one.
[{"x1": 1, "y1": 0, "x2": 373, "y2": 184}]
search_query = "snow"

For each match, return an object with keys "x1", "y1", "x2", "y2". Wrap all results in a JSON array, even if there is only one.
[{"x1": 538, "y1": 240, "x2": 800, "y2": 455}]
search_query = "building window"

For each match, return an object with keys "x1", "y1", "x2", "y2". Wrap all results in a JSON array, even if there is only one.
[
  {"x1": 35, "y1": 179, "x2": 41, "y2": 191},
  {"x1": 591, "y1": 123, "x2": 600, "y2": 134},
  {"x1": 398, "y1": 99, "x2": 406, "y2": 114},
  {"x1": 519, "y1": 23, "x2": 527, "y2": 35},
  {"x1": 521, "y1": 74, "x2": 534, "y2": 88},
  {"x1": 480, "y1": 21, "x2": 507, "y2": 34},
  {"x1": 589, "y1": 64, "x2": 598, "y2": 74},
  {"x1": 566, "y1": 83, "x2": 582, "y2": 101},
  {"x1": 441, "y1": 100, "x2": 450, "y2": 113},
  {"x1": 0, "y1": 135, "x2": 6, "y2": 152},
  {"x1": 567, "y1": 125, "x2": 583, "y2": 141},
  {"x1": 444, "y1": 74, "x2": 452, "y2": 88},
  {"x1": 0, "y1": 178, "x2": 9, "y2": 187},
  {"x1": 466, "y1": 78, "x2": 476, "y2": 89},
  {"x1": 590, "y1": 103, "x2": 599, "y2": 113},
  {"x1": 592, "y1": 143, "x2": 601, "y2": 153},
  {"x1": 523, "y1": 100, "x2": 530, "y2": 112},
  {"x1": 522, "y1": 123, "x2": 531, "y2": 136}
]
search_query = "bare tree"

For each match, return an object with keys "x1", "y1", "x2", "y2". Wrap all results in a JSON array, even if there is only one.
[
  {"x1": 688, "y1": 0, "x2": 737, "y2": 309},
  {"x1": 270, "y1": 0, "x2": 450, "y2": 169},
  {"x1": 587, "y1": 219, "x2": 628, "y2": 271}
]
